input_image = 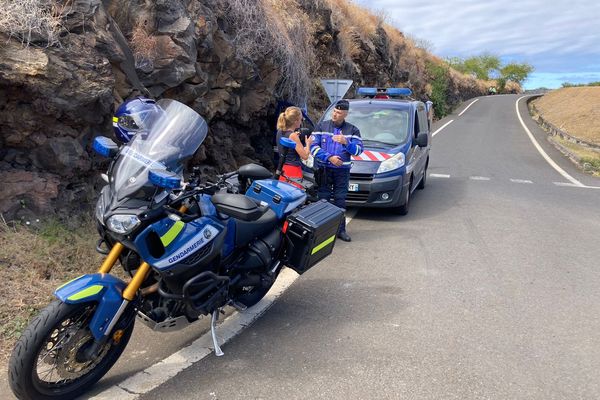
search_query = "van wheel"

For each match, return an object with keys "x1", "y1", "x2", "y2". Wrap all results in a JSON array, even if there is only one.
[
  {"x1": 417, "y1": 158, "x2": 429, "y2": 190},
  {"x1": 394, "y1": 179, "x2": 412, "y2": 216}
]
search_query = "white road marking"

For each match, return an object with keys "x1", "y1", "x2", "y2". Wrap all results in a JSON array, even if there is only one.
[
  {"x1": 431, "y1": 119, "x2": 454, "y2": 137},
  {"x1": 458, "y1": 99, "x2": 479, "y2": 116},
  {"x1": 430, "y1": 173, "x2": 450, "y2": 178},
  {"x1": 515, "y1": 96, "x2": 585, "y2": 187},
  {"x1": 470, "y1": 176, "x2": 491, "y2": 181},
  {"x1": 554, "y1": 182, "x2": 580, "y2": 187},
  {"x1": 92, "y1": 209, "x2": 358, "y2": 400},
  {"x1": 510, "y1": 178, "x2": 533, "y2": 184},
  {"x1": 553, "y1": 181, "x2": 600, "y2": 189}
]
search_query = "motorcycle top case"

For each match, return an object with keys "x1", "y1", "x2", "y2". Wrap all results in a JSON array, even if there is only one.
[
  {"x1": 284, "y1": 200, "x2": 344, "y2": 274},
  {"x1": 245, "y1": 179, "x2": 306, "y2": 219}
]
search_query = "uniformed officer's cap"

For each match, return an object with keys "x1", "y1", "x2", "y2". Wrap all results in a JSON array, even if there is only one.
[{"x1": 334, "y1": 100, "x2": 349, "y2": 111}]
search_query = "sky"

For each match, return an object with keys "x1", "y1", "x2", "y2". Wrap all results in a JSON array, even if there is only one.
[{"x1": 355, "y1": 0, "x2": 600, "y2": 89}]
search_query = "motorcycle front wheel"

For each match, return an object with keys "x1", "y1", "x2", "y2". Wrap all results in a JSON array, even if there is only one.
[{"x1": 8, "y1": 300, "x2": 134, "y2": 400}]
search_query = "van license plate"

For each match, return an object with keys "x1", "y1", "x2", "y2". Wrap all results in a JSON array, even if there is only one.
[{"x1": 348, "y1": 183, "x2": 359, "y2": 192}]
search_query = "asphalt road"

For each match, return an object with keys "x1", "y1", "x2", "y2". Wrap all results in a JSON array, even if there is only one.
[
  {"x1": 140, "y1": 95, "x2": 600, "y2": 399},
  {"x1": 4, "y1": 95, "x2": 600, "y2": 399}
]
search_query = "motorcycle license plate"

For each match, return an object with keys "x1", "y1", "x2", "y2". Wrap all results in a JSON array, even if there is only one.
[{"x1": 348, "y1": 183, "x2": 359, "y2": 192}]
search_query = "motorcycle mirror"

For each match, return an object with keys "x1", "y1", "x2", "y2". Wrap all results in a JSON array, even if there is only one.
[
  {"x1": 279, "y1": 137, "x2": 296, "y2": 149},
  {"x1": 148, "y1": 169, "x2": 182, "y2": 189},
  {"x1": 93, "y1": 136, "x2": 119, "y2": 158}
]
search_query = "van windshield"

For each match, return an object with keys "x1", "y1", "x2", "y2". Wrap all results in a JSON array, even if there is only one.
[{"x1": 322, "y1": 105, "x2": 410, "y2": 145}]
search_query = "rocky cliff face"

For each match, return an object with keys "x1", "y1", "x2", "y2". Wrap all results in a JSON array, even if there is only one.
[{"x1": 0, "y1": 0, "x2": 487, "y2": 221}]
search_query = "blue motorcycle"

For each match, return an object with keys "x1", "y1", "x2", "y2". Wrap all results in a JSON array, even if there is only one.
[{"x1": 8, "y1": 99, "x2": 343, "y2": 400}]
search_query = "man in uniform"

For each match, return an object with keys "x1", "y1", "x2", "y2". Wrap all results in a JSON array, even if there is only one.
[{"x1": 310, "y1": 100, "x2": 363, "y2": 242}]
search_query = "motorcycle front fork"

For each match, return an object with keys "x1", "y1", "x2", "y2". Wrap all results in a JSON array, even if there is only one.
[{"x1": 86, "y1": 205, "x2": 189, "y2": 358}]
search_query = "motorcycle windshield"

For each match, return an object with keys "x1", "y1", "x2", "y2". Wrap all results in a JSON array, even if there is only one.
[{"x1": 110, "y1": 99, "x2": 208, "y2": 201}]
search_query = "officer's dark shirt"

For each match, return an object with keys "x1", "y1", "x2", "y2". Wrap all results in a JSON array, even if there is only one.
[{"x1": 276, "y1": 129, "x2": 302, "y2": 166}]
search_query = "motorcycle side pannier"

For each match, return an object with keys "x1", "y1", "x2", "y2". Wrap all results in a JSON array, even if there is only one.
[{"x1": 284, "y1": 200, "x2": 344, "y2": 274}]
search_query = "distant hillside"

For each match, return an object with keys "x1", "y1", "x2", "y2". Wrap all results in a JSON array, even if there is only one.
[{"x1": 0, "y1": 0, "x2": 491, "y2": 220}]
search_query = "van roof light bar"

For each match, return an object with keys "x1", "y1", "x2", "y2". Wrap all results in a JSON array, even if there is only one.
[{"x1": 357, "y1": 87, "x2": 413, "y2": 98}]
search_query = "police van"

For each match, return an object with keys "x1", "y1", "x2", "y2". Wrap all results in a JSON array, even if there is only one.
[{"x1": 311, "y1": 87, "x2": 432, "y2": 215}]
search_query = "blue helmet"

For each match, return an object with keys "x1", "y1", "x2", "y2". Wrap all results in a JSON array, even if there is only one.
[{"x1": 113, "y1": 97, "x2": 158, "y2": 143}]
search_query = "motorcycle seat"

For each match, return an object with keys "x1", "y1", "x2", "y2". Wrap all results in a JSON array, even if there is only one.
[
  {"x1": 211, "y1": 193, "x2": 265, "y2": 222},
  {"x1": 211, "y1": 193, "x2": 280, "y2": 247},
  {"x1": 234, "y1": 207, "x2": 279, "y2": 248}
]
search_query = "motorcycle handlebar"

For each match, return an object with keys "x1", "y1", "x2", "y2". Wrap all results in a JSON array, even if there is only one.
[{"x1": 217, "y1": 171, "x2": 238, "y2": 181}]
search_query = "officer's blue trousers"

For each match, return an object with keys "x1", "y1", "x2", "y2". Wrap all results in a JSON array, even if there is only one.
[{"x1": 317, "y1": 167, "x2": 349, "y2": 233}]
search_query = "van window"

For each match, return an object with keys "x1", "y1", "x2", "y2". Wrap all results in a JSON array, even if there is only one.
[
  {"x1": 322, "y1": 105, "x2": 410, "y2": 145},
  {"x1": 417, "y1": 104, "x2": 429, "y2": 134},
  {"x1": 414, "y1": 111, "x2": 420, "y2": 137}
]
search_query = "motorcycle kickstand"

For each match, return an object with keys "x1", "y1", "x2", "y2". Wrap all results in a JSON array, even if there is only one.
[
  {"x1": 228, "y1": 300, "x2": 248, "y2": 312},
  {"x1": 211, "y1": 309, "x2": 225, "y2": 357}
]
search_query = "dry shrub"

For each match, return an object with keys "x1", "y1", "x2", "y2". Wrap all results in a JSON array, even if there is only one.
[
  {"x1": 130, "y1": 20, "x2": 160, "y2": 70},
  {"x1": 382, "y1": 22, "x2": 405, "y2": 50},
  {"x1": 503, "y1": 80, "x2": 521, "y2": 93},
  {"x1": 396, "y1": 36, "x2": 428, "y2": 90},
  {"x1": 0, "y1": 217, "x2": 103, "y2": 363},
  {"x1": 220, "y1": 0, "x2": 315, "y2": 105},
  {"x1": 324, "y1": 0, "x2": 380, "y2": 63},
  {"x1": 0, "y1": 0, "x2": 70, "y2": 47},
  {"x1": 326, "y1": 0, "x2": 378, "y2": 37},
  {"x1": 449, "y1": 68, "x2": 484, "y2": 91}
]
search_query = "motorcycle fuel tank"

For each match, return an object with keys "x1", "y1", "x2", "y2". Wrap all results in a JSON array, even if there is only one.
[{"x1": 134, "y1": 216, "x2": 226, "y2": 272}]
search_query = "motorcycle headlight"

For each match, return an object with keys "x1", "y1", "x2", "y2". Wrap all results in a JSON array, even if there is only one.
[
  {"x1": 376, "y1": 153, "x2": 405, "y2": 174},
  {"x1": 107, "y1": 214, "x2": 140, "y2": 234}
]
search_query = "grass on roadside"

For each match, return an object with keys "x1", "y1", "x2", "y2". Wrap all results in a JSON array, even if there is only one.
[
  {"x1": 0, "y1": 216, "x2": 103, "y2": 364},
  {"x1": 551, "y1": 136, "x2": 600, "y2": 176}
]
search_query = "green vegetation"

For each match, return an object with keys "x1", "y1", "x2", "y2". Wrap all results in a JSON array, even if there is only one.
[
  {"x1": 425, "y1": 60, "x2": 450, "y2": 118},
  {"x1": 581, "y1": 157, "x2": 600, "y2": 175},
  {"x1": 561, "y1": 81, "x2": 600, "y2": 88},
  {"x1": 446, "y1": 53, "x2": 534, "y2": 87},
  {"x1": 551, "y1": 136, "x2": 600, "y2": 177},
  {"x1": 446, "y1": 53, "x2": 500, "y2": 80}
]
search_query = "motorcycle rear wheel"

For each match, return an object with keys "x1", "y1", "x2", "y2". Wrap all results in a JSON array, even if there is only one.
[{"x1": 8, "y1": 300, "x2": 134, "y2": 400}]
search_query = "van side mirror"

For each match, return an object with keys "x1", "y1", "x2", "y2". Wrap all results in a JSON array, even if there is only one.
[{"x1": 415, "y1": 132, "x2": 429, "y2": 147}]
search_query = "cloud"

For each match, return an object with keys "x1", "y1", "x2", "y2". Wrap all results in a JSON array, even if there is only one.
[{"x1": 356, "y1": 0, "x2": 600, "y2": 75}]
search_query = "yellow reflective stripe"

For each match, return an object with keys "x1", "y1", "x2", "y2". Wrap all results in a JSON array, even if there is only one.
[
  {"x1": 311, "y1": 147, "x2": 321, "y2": 156},
  {"x1": 67, "y1": 284, "x2": 103, "y2": 301},
  {"x1": 113, "y1": 116, "x2": 119, "y2": 123},
  {"x1": 311, "y1": 234, "x2": 336, "y2": 255},
  {"x1": 160, "y1": 220, "x2": 185, "y2": 247},
  {"x1": 56, "y1": 275, "x2": 84, "y2": 291}
]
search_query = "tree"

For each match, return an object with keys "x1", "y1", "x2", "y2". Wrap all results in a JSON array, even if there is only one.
[
  {"x1": 500, "y1": 63, "x2": 534, "y2": 85},
  {"x1": 463, "y1": 54, "x2": 501, "y2": 80},
  {"x1": 445, "y1": 54, "x2": 500, "y2": 80}
]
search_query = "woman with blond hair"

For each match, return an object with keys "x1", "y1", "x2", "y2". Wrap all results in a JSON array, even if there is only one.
[{"x1": 275, "y1": 106, "x2": 313, "y2": 187}]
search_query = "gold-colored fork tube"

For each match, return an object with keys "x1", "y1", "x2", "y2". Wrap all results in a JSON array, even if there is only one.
[
  {"x1": 122, "y1": 262, "x2": 151, "y2": 301},
  {"x1": 113, "y1": 204, "x2": 188, "y2": 300},
  {"x1": 98, "y1": 242, "x2": 124, "y2": 273}
]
